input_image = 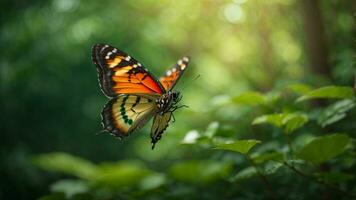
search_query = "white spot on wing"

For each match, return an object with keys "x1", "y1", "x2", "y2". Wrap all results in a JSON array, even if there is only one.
[
  {"x1": 125, "y1": 56, "x2": 131, "y2": 61},
  {"x1": 178, "y1": 60, "x2": 183, "y2": 65},
  {"x1": 183, "y1": 57, "x2": 189, "y2": 62},
  {"x1": 166, "y1": 70, "x2": 172, "y2": 76},
  {"x1": 102, "y1": 45, "x2": 109, "y2": 51},
  {"x1": 181, "y1": 64, "x2": 186, "y2": 70},
  {"x1": 105, "y1": 52, "x2": 112, "y2": 59}
]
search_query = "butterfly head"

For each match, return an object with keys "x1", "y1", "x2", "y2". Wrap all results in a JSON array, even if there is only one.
[
  {"x1": 171, "y1": 91, "x2": 182, "y2": 104},
  {"x1": 156, "y1": 91, "x2": 182, "y2": 115}
]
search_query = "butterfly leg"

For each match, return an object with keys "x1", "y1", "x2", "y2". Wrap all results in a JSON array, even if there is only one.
[
  {"x1": 172, "y1": 113, "x2": 176, "y2": 123},
  {"x1": 170, "y1": 105, "x2": 189, "y2": 112}
]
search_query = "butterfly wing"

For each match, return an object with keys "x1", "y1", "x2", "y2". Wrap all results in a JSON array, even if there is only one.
[
  {"x1": 102, "y1": 94, "x2": 158, "y2": 138},
  {"x1": 150, "y1": 112, "x2": 173, "y2": 149},
  {"x1": 92, "y1": 44, "x2": 166, "y2": 97},
  {"x1": 159, "y1": 56, "x2": 189, "y2": 91}
]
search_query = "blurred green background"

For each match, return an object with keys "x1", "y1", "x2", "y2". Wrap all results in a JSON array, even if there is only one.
[{"x1": 1, "y1": 0, "x2": 355, "y2": 199}]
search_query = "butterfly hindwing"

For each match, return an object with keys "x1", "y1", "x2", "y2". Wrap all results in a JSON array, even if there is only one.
[
  {"x1": 150, "y1": 112, "x2": 172, "y2": 149},
  {"x1": 92, "y1": 44, "x2": 165, "y2": 97},
  {"x1": 102, "y1": 94, "x2": 157, "y2": 138},
  {"x1": 160, "y1": 56, "x2": 189, "y2": 91}
]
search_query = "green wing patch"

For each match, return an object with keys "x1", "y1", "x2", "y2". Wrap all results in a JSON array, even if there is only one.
[{"x1": 102, "y1": 94, "x2": 157, "y2": 138}]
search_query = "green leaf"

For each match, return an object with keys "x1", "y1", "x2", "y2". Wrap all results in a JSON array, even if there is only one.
[
  {"x1": 252, "y1": 152, "x2": 284, "y2": 164},
  {"x1": 316, "y1": 171, "x2": 354, "y2": 184},
  {"x1": 169, "y1": 160, "x2": 232, "y2": 184},
  {"x1": 139, "y1": 173, "x2": 166, "y2": 190},
  {"x1": 264, "y1": 162, "x2": 283, "y2": 175},
  {"x1": 181, "y1": 130, "x2": 201, "y2": 144},
  {"x1": 50, "y1": 179, "x2": 89, "y2": 198},
  {"x1": 215, "y1": 140, "x2": 261, "y2": 154},
  {"x1": 282, "y1": 113, "x2": 308, "y2": 134},
  {"x1": 264, "y1": 91, "x2": 281, "y2": 104},
  {"x1": 33, "y1": 152, "x2": 97, "y2": 180},
  {"x1": 230, "y1": 162, "x2": 282, "y2": 182},
  {"x1": 95, "y1": 160, "x2": 153, "y2": 187},
  {"x1": 318, "y1": 99, "x2": 356, "y2": 127},
  {"x1": 232, "y1": 91, "x2": 266, "y2": 105},
  {"x1": 203, "y1": 121, "x2": 219, "y2": 138},
  {"x1": 182, "y1": 122, "x2": 219, "y2": 145},
  {"x1": 296, "y1": 86, "x2": 354, "y2": 102},
  {"x1": 288, "y1": 83, "x2": 313, "y2": 95},
  {"x1": 253, "y1": 113, "x2": 308, "y2": 134},
  {"x1": 296, "y1": 134, "x2": 351, "y2": 164},
  {"x1": 230, "y1": 166, "x2": 257, "y2": 181},
  {"x1": 38, "y1": 194, "x2": 66, "y2": 200},
  {"x1": 252, "y1": 114, "x2": 285, "y2": 127}
]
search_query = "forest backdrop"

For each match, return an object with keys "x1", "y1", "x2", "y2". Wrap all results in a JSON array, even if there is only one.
[{"x1": 0, "y1": 0, "x2": 355, "y2": 199}]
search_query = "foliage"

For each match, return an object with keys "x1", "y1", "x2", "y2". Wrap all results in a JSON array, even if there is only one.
[
  {"x1": 1, "y1": 0, "x2": 355, "y2": 199},
  {"x1": 215, "y1": 139, "x2": 261, "y2": 154},
  {"x1": 232, "y1": 91, "x2": 266, "y2": 105},
  {"x1": 33, "y1": 153, "x2": 97, "y2": 180},
  {"x1": 317, "y1": 99, "x2": 356, "y2": 127},
  {"x1": 169, "y1": 160, "x2": 232, "y2": 184},
  {"x1": 296, "y1": 86, "x2": 354, "y2": 102},
  {"x1": 253, "y1": 112, "x2": 308, "y2": 134},
  {"x1": 32, "y1": 84, "x2": 356, "y2": 199},
  {"x1": 296, "y1": 134, "x2": 351, "y2": 164}
]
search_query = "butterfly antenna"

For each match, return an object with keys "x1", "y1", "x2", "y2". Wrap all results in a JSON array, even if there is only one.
[
  {"x1": 95, "y1": 130, "x2": 106, "y2": 135},
  {"x1": 180, "y1": 74, "x2": 201, "y2": 91}
]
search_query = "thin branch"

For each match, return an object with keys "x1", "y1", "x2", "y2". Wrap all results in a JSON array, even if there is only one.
[
  {"x1": 283, "y1": 161, "x2": 356, "y2": 198},
  {"x1": 245, "y1": 155, "x2": 276, "y2": 199},
  {"x1": 285, "y1": 134, "x2": 294, "y2": 156},
  {"x1": 354, "y1": 72, "x2": 356, "y2": 92}
]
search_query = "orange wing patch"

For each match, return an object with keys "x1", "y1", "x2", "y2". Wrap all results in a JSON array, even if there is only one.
[
  {"x1": 92, "y1": 44, "x2": 165, "y2": 97},
  {"x1": 108, "y1": 56, "x2": 125, "y2": 68},
  {"x1": 111, "y1": 65, "x2": 163, "y2": 94},
  {"x1": 160, "y1": 56, "x2": 189, "y2": 91}
]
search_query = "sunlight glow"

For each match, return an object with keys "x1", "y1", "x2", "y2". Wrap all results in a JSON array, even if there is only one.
[
  {"x1": 233, "y1": 0, "x2": 247, "y2": 4},
  {"x1": 53, "y1": 0, "x2": 79, "y2": 12},
  {"x1": 223, "y1": 3, "x2": 245, "y2": 24}
]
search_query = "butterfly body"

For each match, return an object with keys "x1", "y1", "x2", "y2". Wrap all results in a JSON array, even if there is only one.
[
  {"x1": 156, "y1": 91, "x2": 182, "y2": 114},
  {"x1": 92, "y1": 44, "x2": 189, "y2": 149}
]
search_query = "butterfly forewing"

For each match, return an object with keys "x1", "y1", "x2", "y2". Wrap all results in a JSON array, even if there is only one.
[
  {"x1": 102, "y1": 94, "x2": 157, "y2": 137},
  {"x1": 160, "y1": 56, "x2": 189, "y2": 91},
  {"x1": 92, "y1": 44, "x2": 165, "y2": 97}
]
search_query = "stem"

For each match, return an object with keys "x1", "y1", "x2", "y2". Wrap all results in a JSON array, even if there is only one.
[
  {"x1": 354, "y1": 72, "x2": 356, "y2": 92},
  {"x1": 285, "y1": 134, "x2": 294, "y2": 156},
  {"x1": 245, "y1": 155, "x2": 276, "y2": 199},
  {"x1": 283, "y1": 161, "x2": 356, "y2": 198}
]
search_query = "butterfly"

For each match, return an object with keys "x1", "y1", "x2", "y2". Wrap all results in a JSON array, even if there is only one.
[{"x1": 92, "y1": 44, "x2": 189, "y2": 149}]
